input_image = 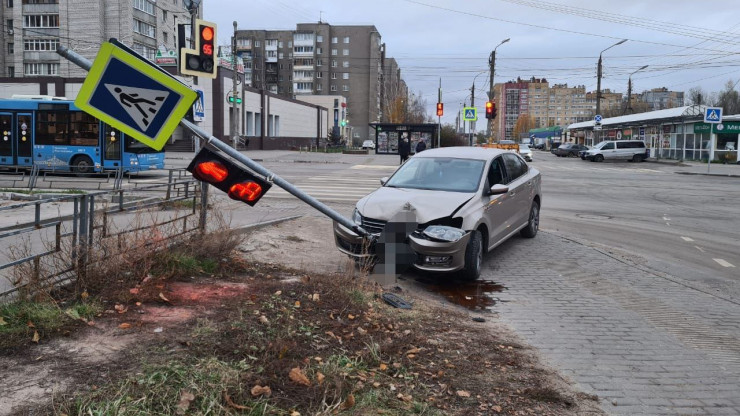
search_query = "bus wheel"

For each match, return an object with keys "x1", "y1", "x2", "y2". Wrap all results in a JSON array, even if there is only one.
[{"x1": 71, "y1": 156, "x2": 94, "y2": 175}]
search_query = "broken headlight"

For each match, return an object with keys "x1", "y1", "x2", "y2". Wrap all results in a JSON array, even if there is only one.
[{"x1": 422, "y1": 225, "x2": 465, "y2": 243}]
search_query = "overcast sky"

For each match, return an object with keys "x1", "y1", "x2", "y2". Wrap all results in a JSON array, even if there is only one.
[{"x1": 205, "y1": 0, "x2": 740, "y2": 124}]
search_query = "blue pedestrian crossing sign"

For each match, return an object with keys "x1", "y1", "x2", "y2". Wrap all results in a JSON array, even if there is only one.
[
  {"x1": 463, "y1": 107, "x2": 477, "y2": 121},
  {"x1": 704, "y1": 107, "x2": 723, "y2": 124},
  {"x1": 75, "y1": 42, "x2": 198, "y2": 151}
]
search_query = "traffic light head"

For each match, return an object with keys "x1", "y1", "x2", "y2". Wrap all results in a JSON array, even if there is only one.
[
  {"x1": 485, "y1": 101, "x2": 493, "y2": 119},
  {"x1": 187, "y1": 147, "x2": 271, "y2": 206},
  {"x1": 436, "y1": 102, "x2": 444, "y2": 117},
  {"x1": 180, "y1": 19, "x2": 218, "y2": 78},
  {"x1": 492, "y1": 102, "x2": 497, "y2": 119}
]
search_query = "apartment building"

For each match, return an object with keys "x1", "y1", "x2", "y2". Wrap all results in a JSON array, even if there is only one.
[
  {"x1": 585, "y1": 89, "x2": 623, "y2": 118},
  {"x1": 493, "y1": 77, "x2": 625, "y2": 141},
  {"x1": 0, "y1": 0, "x2": 192, "y2": 79},
  {"x1": 640, "y1": 87, "x2": 684, "y2": 111},
  {"x1": 234, "y1": 22, "x2": 389, "y2": 143}
]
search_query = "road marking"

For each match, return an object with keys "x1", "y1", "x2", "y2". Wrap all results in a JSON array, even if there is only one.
[
  {"x1": 350, "y1": 165, "x2": 398, "y2": 170},
  {"x1": 714, "y1": 258, "x2": 736, "y2": 268},
  {"x1": 665, "y1": 223, "x2": 670, "y2": 226},
  {"x1": 695, "y1": 246, "x2": 705, "y2": 253},
  {"x1": 681, "y1": 236, "x2": 694, "y2": 242},
  {"x1": 663, "y1": 216, "x2": 671, "y2": 221}
]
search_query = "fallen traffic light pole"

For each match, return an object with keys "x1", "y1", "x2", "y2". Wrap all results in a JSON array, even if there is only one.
[{"x1": 57, "y1": 45, "x2": 370, "y2": 239}]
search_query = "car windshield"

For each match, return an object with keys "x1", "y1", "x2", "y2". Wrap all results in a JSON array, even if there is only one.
[
  {"x1": 385, "y1": 157, "x2": 485, "y2": 193},
  {"x1": 592, "y1": 141, "x2": 607, "y2": 149},
  {"x1": 520, "y1": 145, "x2": 530, "y2": 151}
]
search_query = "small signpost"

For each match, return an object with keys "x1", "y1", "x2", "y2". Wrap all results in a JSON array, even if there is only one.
[
  {"x1": 74, "y1": 41, "x2": 198, "y2": 151},
  {"x1": 702, "y1": 107, "x2": 723, "y2": 173},
  {"x1": 463, "y1": 107, "x2": 477, "y2": 121}
]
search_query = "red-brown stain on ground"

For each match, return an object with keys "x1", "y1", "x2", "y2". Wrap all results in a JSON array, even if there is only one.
[{"x1": 138, "y1": 282, "x2": 250, "y2": 325}]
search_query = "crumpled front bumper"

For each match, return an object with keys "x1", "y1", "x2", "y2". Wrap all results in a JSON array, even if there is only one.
[{"x1": 333, "y1": 221, "x2": 471, "y2": 273}]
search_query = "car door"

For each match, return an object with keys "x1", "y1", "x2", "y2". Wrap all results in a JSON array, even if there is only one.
[
  {"x1": 616, "y1": 141, "x2": 630, "y2": 159},
  {"x1": 601, "y1": 141, "x2": 616, "y2": 159},
  {"x1": 502, "y1": 153, "x2": 531, "y2": 228},
  {"x1": 483, "y1": 155, "x2": 518, "y2": 247}
]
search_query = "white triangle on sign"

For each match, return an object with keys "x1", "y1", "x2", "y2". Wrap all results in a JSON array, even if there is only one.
[
  {"x1": 104, "y1": 84, "x2": 170, "y2": 131},
  {"x1": 708, "y1": 110, "x2": 719, "y2": 121},
  {"x1": 466, "y1": 110, "x2": 474, "y2": 118}
]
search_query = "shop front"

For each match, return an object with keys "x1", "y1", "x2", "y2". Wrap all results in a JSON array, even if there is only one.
[{"x1": 369, "y1": 123, "x2": 438, "y2": 155}]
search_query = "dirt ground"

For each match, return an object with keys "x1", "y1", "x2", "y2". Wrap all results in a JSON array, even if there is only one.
[{"x1": 0, "y1": 216, "x2": 606, "y2": 415}]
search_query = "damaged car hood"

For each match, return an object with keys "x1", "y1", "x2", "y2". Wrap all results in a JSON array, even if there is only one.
[{"x1": 357, "y1": 187, "x2": 475, "y2": 224}]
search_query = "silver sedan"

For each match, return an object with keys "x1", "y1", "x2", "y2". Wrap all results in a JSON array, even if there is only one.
[{"x1": 334, "y1": 147, "x2": 542, "y2": 280}]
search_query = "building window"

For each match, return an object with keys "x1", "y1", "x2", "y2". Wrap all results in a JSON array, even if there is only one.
[
  {"x1": 132, "y1": 42, "x2": 156, "y2": 60},
  {"x1": 316, "y1": 47, "x2": 322, "y2": 54},
  {"x1": 162, "y1": 10, "x2": 167, "y2": 22},
  {"x1": 331, "y1": 72, "x2": 336, "y2": 79},
  {"x1": 6, "y1": 0, "x2": 12, "y2": 8},
  {"x1": 343, "y1": 85, "x2": 349, "y2": 91},
  {"x1": 331, "y1": 49, "x2": 337, "y2": 56},
  {"x1": 266, "y1": 39, "x2": 277, "y2": 47},
  {"x1": 23, "y1": 14, "x2": 59, "y2": 28},
  {"x1": 255, "y1": 40, "x2": 261, "y2": 47},
  {"x1": 7, "y1": 43, "x2": 13, "y2": 54},
  {"x1": 293, "y1": 45, "x2": 314, "y2": 53},
  {"x1": 316, "y1": 71, "x2": 323, "y2": 78},
  {"x1": 342, "y1": 61, "x2": 349, "y2": 68},
  {"x1": 343, "y1": 36, "x2": 349, "y2": 44},
  {"x1": 6, "y1": 19, "x2": 12, "y2": 33},
  {"x1": 237, "y1": 38, "x2": 251, "y2": 48},
  {"x1": 288, "y1": 41, "x2": 292, "y2": 47},
  {"x1": 278, "y1": 41, "x2": 283, "y2": 48},
  {"x1": 316, "y1": 58, "x2": 322, "y2": 66},
  {"x1": 163, "y1": 32, "x2": 168, "y2": 43},
  {"x1": 316, "y1": 35, "x2": 323, "y2": 42},
  {"x1": 279, "y1": 52, "x2": 283, "y2": 59},
  {"x1": 317, "y1": 84, "x2": 322, "y2": 91},
  {"x1": 342, "y1": 73, "x2": 349, "y2": 80},
  {"x1": 342, "y1": 49, "x2": 349, "y2": 56},
  {"x1": 330, "y1": 85, "x2": 337, "y2": 91},
  {"x1": 133, "y1": 19, "x2": 155, "y2": 37},
  {"x1": 294, "y1": 33, "x2": 314, "y2": 42},
  {"x1": 132, "y1": 0, "x2": 155, "y2": 15},
  {"x1": 23, "y1": 62, "x2": 58, "y2": 76},
  {"x1": 331, "y1": 60, "x2": 337, "y2": 67},
  {"x1": 331, "y1": 37, "x2": 337, "y2": 44}
]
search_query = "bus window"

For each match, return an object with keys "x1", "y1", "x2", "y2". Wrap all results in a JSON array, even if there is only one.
[
  {"x1": 0, "y1": 115, "x2": 11, "y2": 157},
  {"x1": 17, "y1": 115, "x2": 32, "y2": 157},
  {"x1": 70, "y1": 112, "x2": 99, "y2": 146},
  {"x1": 104, "y1": 125, "x2": 121, "y2": 160},
  {"x1": 125, "y1": 136, "x2": 158, "y2": 154},
  {"x1": 36, "y1": 111, "x2": 69, "y2": 145}
]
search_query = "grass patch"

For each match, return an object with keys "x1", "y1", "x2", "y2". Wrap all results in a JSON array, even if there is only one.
[
  {"x1": 161, "y1": 198, "x2": 196, "y2": 210},
  {"x1": 0, "y1": 299, "x2": 101, "y2": 348},
  {"x1": 0, "y1": 188, "x2": 86, "y2": 195}
]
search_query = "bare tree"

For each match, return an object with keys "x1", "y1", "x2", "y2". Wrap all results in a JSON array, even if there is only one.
[
  {"x1": 512, "y1": 114, "x2": 536, "y2": 141},
  {"x1": 716, "y1": 80, "x2": 740, "y2": 114}
]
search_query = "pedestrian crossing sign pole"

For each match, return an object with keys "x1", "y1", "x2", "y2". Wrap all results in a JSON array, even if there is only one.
[{"x1": 74, "y1": 41, "x2": 198, "y2": 151}]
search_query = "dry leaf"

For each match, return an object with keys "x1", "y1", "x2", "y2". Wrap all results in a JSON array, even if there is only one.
[
  {"x1": 348, "y1": 314, "x2": 356, "y2": 320},
  {"x1": 27, "y1": 321, "x2": 35, "y2": 328},
  {"x1": 372, "y1": 382, "x2": 381, "y2": 388},
  {"x1": 389, "y1": 384, "x2": 397, "y2": 391},
  {"x1": 250, "y1": 385, "x2": 272, "y2": 397},
  {"x1": 0, "y1": 316, "x2": 7, "y2": 326},
  {"x1": 379, "y1": 363, "x2": 388, "y2": 371},
  {"x1": 118, "y1": 323, "x2": 132, "y2": 329},
  {"x1": 492, "y1": 405, "x2": 503, "y2": 412},
  {"x1": 456, "y1": 390, "x2": 471, "y2": 398},
  {"x1": 317, "y1": 372, "x2": 325, "y2": 384},
  {"x1": 224, "y1": 391, "x2": 249, "y2": 410},
  {"x1": 357, "y1": 327, "x2": 367, "y2": 335},
  {"x1": 397, "y1": 393, "x2": 412, "y2": 402},
  {"x1": 275, "y1": 290, "x2": 282, "y2": 296},
  {"x1": 259, "y1": 315, "x2": 269, "y2": 325},
  {"x1": 114, "y1": 304, "x2": 128, "y2": 314},
  {"x1": 294, "y1": 301, "x2": 301, "y2": 308},
  {"x1": 407, "y1": 354, "x2": 416, "y2": 359},
  {"x1": 159, "y1": 292, "x2": 171, "y2": 303},
  {"x1": 32, "y1": 330, "x2": 40, "y2": 343},
  {"x1": 129, "y1": 288, "x2": 140, "y2": 295},
  {"x1": 80, "y1": 290, "x2": 89, "y2": 300},
  {"x1": 312, "y1": 293, "x2": 320, "y2": 302},
  {"x1": 405, "y1": 347, "x2": 421, "y2": 355},
  {"x1": 289, "y1": 367, "x2": 310, "y2": 386},
  {"x1": 175, "y1": 390, "x2": 195, "y2": 415},
  {"x1": 291, "y1": 411, "x2": 301, "y2": 416},
  {"x1": 341, "y1": 394, "x2": 355, "y2": 410}
]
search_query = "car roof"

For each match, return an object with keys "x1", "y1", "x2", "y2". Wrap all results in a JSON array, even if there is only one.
[{"x1": 413, "y1": 146, "x2": 506, "y2": 161}]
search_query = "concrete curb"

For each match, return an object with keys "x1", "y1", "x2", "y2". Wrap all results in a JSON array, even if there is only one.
[
  {"x1": 674, "y1": 172, "x2": 740, "y2": 178},
  {"x1": 232, "y1": 215, "x2": 303, "y2": 234}
]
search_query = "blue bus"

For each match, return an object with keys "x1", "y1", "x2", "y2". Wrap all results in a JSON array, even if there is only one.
[{"x1": 0, "y1": 97, "x2": 165, "y2": 174}]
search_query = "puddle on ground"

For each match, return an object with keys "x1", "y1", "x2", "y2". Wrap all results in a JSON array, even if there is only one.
[{"x1": 416, "y1": 278, "x2": 505, "y2": 311}]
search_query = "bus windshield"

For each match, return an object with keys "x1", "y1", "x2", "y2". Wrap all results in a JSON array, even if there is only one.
[{"x1": 125, "y1": 137, "x2": 160, "y2": 154}]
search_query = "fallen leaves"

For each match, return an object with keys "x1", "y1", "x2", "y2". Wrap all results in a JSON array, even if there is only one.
[
  {"x1": 259, "y1": 315, "x2": 269, "y2": 325},
  {"x1": 0, "y1": 316, "x2": 6, "y2": 326},
  {"x1": 159, "y1": 292, "x2": 171, "y2": 304},
  {"x1": 456, "y1": 390, "x2": 471, "y2": 398},
  {"x1": 223, "y1": 391, "x2": 249, "y2": 410},
  {"x1": 250, "y1": 385, "x2": 272, "y2": 397},
  {"x1": 341, "y1": 394, "x2": 355, "y2": 410},
  {"x1": 32, "y1": 330, "x2": 40, "y2": 343},
  {"x1": 289, "y1": 367, "x2": 311, "y2": 386},
  {"x1": 118, "y1": 323, "x2": 131, "y2": 329},
  {"x1": 114, "y1": 304, "x2": 128, "y2": 314},
  {"x1": 175, "y1": 390, "x2": 194, "y2": 415}
]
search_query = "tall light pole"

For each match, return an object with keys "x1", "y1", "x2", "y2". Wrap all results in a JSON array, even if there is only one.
[
  {"x1": 595, "y1": 39, "x2": 627, "y2": 118},
  {"x1": 231, "y1": 21, "x2": 239, "y2": 149},
  {"x1": 488, "y1": 38, "x2": 509, "y2": 141},
  {"x1": 624, "y1": 65, "x2": 648, "y2": 115},
  {"x1": 470, "y1": 71, "x2": 486, "y2": 146}
]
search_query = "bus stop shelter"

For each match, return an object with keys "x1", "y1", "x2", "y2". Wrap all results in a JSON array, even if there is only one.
[{"x1": 369, "y1": 123, "x2": 438, "y2": 155}]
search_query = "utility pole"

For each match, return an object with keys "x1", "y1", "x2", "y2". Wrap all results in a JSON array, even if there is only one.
[
  {"x1": 231, "y1": 21, "x2": 239, "y2": 149},
  {"x1": 437, "y1": 78, "x2": 442, "y2": 148},
  {"x1": 470, "y1": 83, "x2": 475, "y2": 146},
  {"x1": 489, "y1": 38, "x2": 509, "y2": 143},
  {"x1": 595, "y1": 39, "x2": 627, "y2": 135},
  {"x1": 624, "y1": 65, "x2": 648, "y2": 115}
]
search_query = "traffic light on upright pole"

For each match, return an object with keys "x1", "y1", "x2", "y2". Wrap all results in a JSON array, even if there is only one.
[
  {"x1": 491, "y1": 102, "x2": 497, "y2": 120},
  {"x1": 485, "y1": 101, "x2": 493, "y2": 119},
  {"x1": 436, "y1": 102, "x2": 444, "y2": 117},
  {"x1": 187, "y1": 147, "x2": 272, "y2": 206},
  {"x1": 180, "y1": 19, "x2": 218, "y2": 78}
]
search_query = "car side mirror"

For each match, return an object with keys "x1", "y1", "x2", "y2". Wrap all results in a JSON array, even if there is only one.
[
  {"x1": 380, "y1": 176, "x2": 389, "y2": 186},
  {"x1": 489, "y1": 183, "x2": 509, "y2": 195}
]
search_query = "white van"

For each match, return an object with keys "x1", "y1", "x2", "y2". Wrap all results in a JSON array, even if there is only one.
[{"x1": 584, "y1": 140, "x2": 647, "y2": 162}]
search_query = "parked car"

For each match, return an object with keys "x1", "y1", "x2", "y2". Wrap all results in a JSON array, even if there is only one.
[
  {"x1": 519, "y1": 144, "x2": 533, "y2": 162},
  {"x1": 333, "y1": 147, "x2": 542, "y2": 281},
  {"x1": 362, "y1": 140, "x2": 376, "y2": 150},
  {"x1": 552, "y1": 143, "x2": 589, "y2": 157},
  {"x1": 584, "y1": 140, "x2": 647, "y2": 162},
  {"x1": 579, "y1": 148, "x2": 590, "y2": 160}
]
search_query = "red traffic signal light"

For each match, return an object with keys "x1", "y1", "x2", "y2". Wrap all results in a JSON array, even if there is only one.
[
  {"x1": 485, "y1": 101, "x2": 493, "y2": 119},
  {"x1": 436, "y1": 102, "x2": 444, "y2": 117},
  {"x1": 180, "y1": 19, "x2": 217, "y2": 78},
  {"x1": 187, "y1": 147, "x2": 272, "y2": 206}
]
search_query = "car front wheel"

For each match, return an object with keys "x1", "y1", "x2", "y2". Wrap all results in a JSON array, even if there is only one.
[
  {"x1": 459, "y1": 230, "x2": 483, "y2": 281},
  {"x1": 520, "y1": 201, "x2": 539, "y2": 238},
  {"x1": 594, "y1": 154, "x2": 604, "y2": 162}
]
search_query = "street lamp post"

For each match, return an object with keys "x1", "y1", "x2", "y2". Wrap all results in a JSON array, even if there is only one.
[
  {"x1": 624, "y1": 65, "x2": 648, "y2": 115},
  {"x1": 595, "y1": 39, "x2": 627, "y2": 118},
  {"x1": 488, "y1": 38, "x2": 509, "y2": 142},
  {"x1": 470, "y1": 70, "x2": 487, "y2": 146}
]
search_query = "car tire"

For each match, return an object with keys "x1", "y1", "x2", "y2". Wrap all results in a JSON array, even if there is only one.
[
  {"x1": 520, "y1": 201, "x2": 539, "y2": 238},
  {"x1": 594, "y1": 154, "x2": 604, "y2": 162},
  {"x1": 71, "y1": 155, "x2": 94, "y2": 176},
  {"x1": 632, "y1": 154, "x2": 644, "y2": 162},
  {"x1": 459, "y1": 230, "x2": 483, "y2": 281}
]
